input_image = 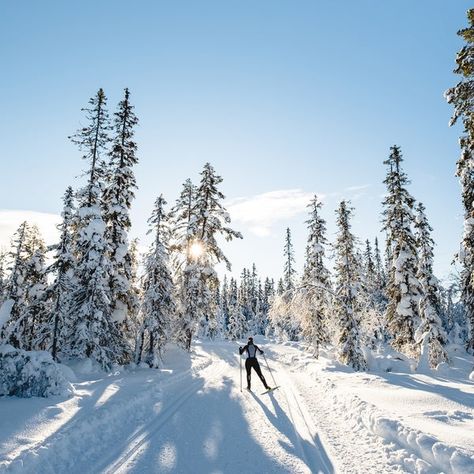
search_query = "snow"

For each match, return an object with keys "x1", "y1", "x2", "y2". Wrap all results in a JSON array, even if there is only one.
[
  {"x1": 111, "y1": 300, "x2": 128, "y2": 323},
  {"x1": 0, "y1": 300, "x2": 14, "y2": 329},
  {"x1": 0, "y1": 339, "x2": 473, "y2": 473},
  {"x1": 0, "y1": 345, "x2": 73, "y2": 398}
]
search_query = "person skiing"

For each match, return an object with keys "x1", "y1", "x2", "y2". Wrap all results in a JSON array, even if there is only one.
[{"x1": 239, "y1": 337, "x2": 271, "y2": 391}]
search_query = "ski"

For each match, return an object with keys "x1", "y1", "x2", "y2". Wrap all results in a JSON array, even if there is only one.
[{"x1": 261, "y1": 386, "x2": 279, "y2": 395}]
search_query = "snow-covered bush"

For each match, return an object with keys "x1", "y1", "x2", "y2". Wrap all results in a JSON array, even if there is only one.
[{"x1": 0, "y1": 345, "x2": 72, "y2": 397}]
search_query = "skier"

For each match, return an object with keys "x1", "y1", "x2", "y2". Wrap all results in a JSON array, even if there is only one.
[{"x1": 239, "y1": 337, "x2": 271, "y2": 391}]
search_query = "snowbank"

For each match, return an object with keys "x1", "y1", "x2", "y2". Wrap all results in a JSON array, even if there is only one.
[
  {"x1": 347, "y1": 393, "x2": 474, "y2": 473},
  {"x1": 0, "y1": 345, "x2": 73, "y2": 398}
]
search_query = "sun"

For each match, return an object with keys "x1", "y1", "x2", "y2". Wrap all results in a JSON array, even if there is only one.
[{"x1": 189, "y1": 241, "x2": 205, "y2": 260}]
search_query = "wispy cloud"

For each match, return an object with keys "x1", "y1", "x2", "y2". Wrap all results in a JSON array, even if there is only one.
[
  {"x1": 345, "y1": 184, "x2": 371, "y2": 193},
  {"x1": 227, "y1": 189, "x2": 318, "y2": 237},
  {"x1": 0, "y1": 209, "x2": 61, "y2": 250}
]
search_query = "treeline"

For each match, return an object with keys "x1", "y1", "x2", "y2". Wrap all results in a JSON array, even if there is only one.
[
  {"x1": 265, "y1": 147, "x2": 466, "y2": 370},
  {"x1": 0, "y1": 88, "x2": 242, "y2": 369}
]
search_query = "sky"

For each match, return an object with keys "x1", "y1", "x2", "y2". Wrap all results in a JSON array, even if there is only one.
[{"x1": 0, "y1": 0, "x2": 471, "y2": 282}]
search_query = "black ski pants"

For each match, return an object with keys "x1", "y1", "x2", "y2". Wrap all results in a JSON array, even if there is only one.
[{"x1": 245, "y1": 357, "x2": 269, "y2": 389}]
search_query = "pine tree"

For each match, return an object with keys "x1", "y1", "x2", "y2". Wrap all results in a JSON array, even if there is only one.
[
  {"x1": 359, "y1": 239, "x2": 385, "y2": 348},
  {"x1": 169, "y1": 178, "x2": 197, "y2": 269},
  {"x1": 333, "y1": 200, "x2": 366, "y2": 370},
  {"x1": 414, "y1": 202, "x2": 448, "y2": 367},
  {"x1": 254, "y1": 279, "x2": 267, "y2": 335},
  {"x1": 176, "y1": 164, "x2": 242, "y2": 350},
  {"x1": 42, "y1": 187, "x2": 76, "y2": 360},
  {"x1": 1, "y1": 223, "x2": 48, "y2": 350},
  {"x1": 277, "y1": 278, "x2": 284, "y2": 296},
  {"x1": 69, "y1": 88, "x2": 110, "y2": 207},
  {"x1": 68, "y1": 89, "x2": 128, "y2": 369},
  {"x1": 169, "y1": 179, "x2": 196, "y2": 345},
  {"x1": 220, "y1": 276, "x2": 230, "y2": 335},
  {"x1": 445, "y1": 9, "x2": 474, "y2": 352},
  {"x1": 301, "y1": 195, "x2": 331, "y2": 357},
  {"x1": 373, "y1": 237, "x2": 388, "y2": 306},
  {"x1": 1, "y1": 222, "x2": 30, "y2": 345},
  {"x1": 137, "y1": 195, "x2": 175, "y2": 367},
  {"x1": 20, "y1": 226, "x2": 49, "y2": 351},
  {"x1": 261, "y1": 277, "x2": 274, "y2": 334},
  {"x1": 364, "y1": 240, "x2": 375, "y2": 282},
  {"x1": 382, "y1": 145, "x2": 422, "y2": 356},
  {"x1": 103, "y1": 88, "x2": 139, "y2": 328},
  {"x1": 283, "y1": 228, "x2": 296, "y2": 292},
  {"x1": 239, "y1": 268, "x2": 255, "y2": 334},
  {"x1": 227, "y1": 277, "x2": 247, "y2": 339},
  {"x1": 440, "y1": 275, "x2": 466, "y2": 343},
  {"x1": 0, "y1": 250, "x2": 7, "y2": 304},
  {"x1": 127, "y1": 238, "x2": 142, "y2": 348}
]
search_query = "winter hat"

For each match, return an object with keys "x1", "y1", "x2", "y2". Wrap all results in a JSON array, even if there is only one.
[{"x1": 248, "y1": 337, "x2": 254, "y2": 343}]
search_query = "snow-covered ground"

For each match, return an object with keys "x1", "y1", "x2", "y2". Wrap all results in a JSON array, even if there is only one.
[{"x1": 1, "y1": 338, "x2": 473, "y2": 474}]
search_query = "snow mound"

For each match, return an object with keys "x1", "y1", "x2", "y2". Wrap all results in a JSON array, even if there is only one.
[
  {"x1": 340, "y1": 392, "x2": 474, "y2": 473},
  {"x1": 0, "y1": 345, "x2": 73, "y2": 398}
]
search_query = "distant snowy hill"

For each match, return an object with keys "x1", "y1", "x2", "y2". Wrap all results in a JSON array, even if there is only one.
[{"x1": 1, "y1": 338, "x2": 473, "y2": 473}]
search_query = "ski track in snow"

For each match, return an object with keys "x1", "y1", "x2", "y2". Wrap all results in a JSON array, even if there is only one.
[{"x1": 1, "y1": 339, "x2": 474, "y2": 474}]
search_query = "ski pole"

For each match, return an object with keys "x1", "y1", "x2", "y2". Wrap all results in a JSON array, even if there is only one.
[{"x1": 263, "y1": 353, "x2": 278, "y2": 388}]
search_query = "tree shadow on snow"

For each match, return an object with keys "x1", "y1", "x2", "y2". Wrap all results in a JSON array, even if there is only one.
[
  {"x1": 109, "y1": 373, "x2": 296, "y2": 473},
  {"x1": 376, "y1": 371, "x2": 474, "y2": 410},
  {"x1": 250, "y1": 391, "x2": 334, "y2": 474}
]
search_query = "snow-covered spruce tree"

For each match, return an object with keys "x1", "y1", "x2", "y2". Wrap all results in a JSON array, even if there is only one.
[
  {"x1": 359, "y1": 239, "x2": 385, "y2": 349},
  {"x1": 1, "y1": 223, "x2": 48, "y2": 351},
  {"x1": 440, "y1": 275, "x2": 467, "y2": 343},
  {"x1": 177, "y1": 164, "x2": 242, "y2": 350},
  {"x1": 283, "y1": 228, "x2": 296, "y2": 292},
  {"x1": 249, "y1": 264, "x2": 259, "y2": 318},
  {"x1": 169, "y1": 178, "x2": 197, "y2": 268},
  {"x1": 227, "y1": 277, "x2": 247, "y2": 340},
  {"x1": 18, "y1": 225, "x2": 49, "y2": 352},
  {"x1": 220, "y1": 276, "x2": 230, "y2": 335},
  {"x1": 169, "y1": 178, "x2": 197, "y2": 347},
  {"x1": 300, "y1": 195, "x2": 331, "y2": 357},
  {"x1": 239, "y1": 268, "x2": 255, "y2": 335},
  {"x1": 136, "y1": 195, "x2": 175, "y2": 367},
  {"x1": 210, "y1": 284, "x2": 224, "y2": 339},
  {"x1": 373, "y1": 237, "x2": 388, "y2": 308},
  {"x1": 0, "y1": 222, "x2": 30, "y2": 345},
  {"x1": 0, "y1": 250, "x2": 7, "y2": 304},
  {"x1": 446, "y1": 9, "x2": 474, "y2": 352},
  {"x1": 127, "y1": 238, "x2": 142, "y2": 348},
  {"x1": 276, "y1": 278, "x2": 284, "y2": 296},
  {"x1": 254, "y1": 279, "x2": 267, "y2": 335},
  {"x1": 333, "y1": 200, "x2": 366, "y2": 370},
  {"x1": 36, "y1": 187, "x2": 76, "y2": 360},
  {"x1": 414, "y1": 202, "x2": 448, "y2": 367},
  {"x1": 382, "y1": 145, "x2": 422, "y2": 357},
  {"x1": 364, "y1": 239, "x2": 376, "y2": 285},
  {"x1": 103, "y1": 88, "x2": 139, "y2": 332},
  {"x1": 68, "y1": 89, "x2": 129, "y2": 369},
  {"x1": 261, "y1": 277, "x2": 274, "y2": 335},
  {"x1": 270, "y1": 228, "x2": 301, "y2": 341}
]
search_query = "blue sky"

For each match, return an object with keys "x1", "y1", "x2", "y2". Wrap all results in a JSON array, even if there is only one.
[{"x1": 0, "y1": 1, "x2": 470, "y2": 281}]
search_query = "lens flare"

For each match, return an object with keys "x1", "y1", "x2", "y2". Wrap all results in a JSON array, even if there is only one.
[{"x1": 189, "y1": 241, "x2": 204, "y2": 259}]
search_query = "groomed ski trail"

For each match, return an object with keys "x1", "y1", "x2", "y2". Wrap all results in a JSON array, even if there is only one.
[
  {"x1": 5, "y1": 339, "x2": 460, "y2": 473},
  {"x1": 99, "y1": 341, "x2": 333, "y2": 474}
]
